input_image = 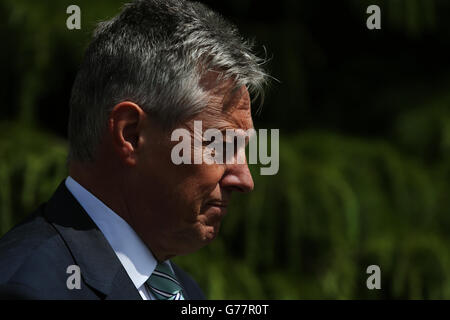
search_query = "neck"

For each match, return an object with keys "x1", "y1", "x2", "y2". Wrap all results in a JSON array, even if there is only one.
[
  {"x1": 69, "y1": 159, "x2": 133, "y2": 226},
  {"x1": 68, "y1": 159, "x2": 171, "y2": 263}
]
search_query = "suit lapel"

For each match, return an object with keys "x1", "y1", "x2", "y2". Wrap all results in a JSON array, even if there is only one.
[
  {"x1": 43, "y1": 182, "x2": 141, "y2": 300},
  {"x1": 105, "y1": 266, "x2": 143, "y2": 300},
  {"x1": 171, "y1": 263, "x2": 190, "y2": 300}
]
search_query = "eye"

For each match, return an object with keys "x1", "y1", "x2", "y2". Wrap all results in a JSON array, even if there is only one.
[
  {"x1": 228, "y1": 137, "x2": 240, "y2": 154},
  {"x1": 202, "y1": 138, "x2": 218, "y2": 158}
]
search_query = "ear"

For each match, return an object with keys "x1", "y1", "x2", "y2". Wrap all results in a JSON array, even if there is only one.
[{"x1": 108, "y1": 101, "x2": 146, "y2": 166}]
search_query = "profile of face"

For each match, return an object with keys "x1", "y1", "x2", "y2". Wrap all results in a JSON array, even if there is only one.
[{"x1": 115, "y1": 81, "x2": 255, "y2": 262}]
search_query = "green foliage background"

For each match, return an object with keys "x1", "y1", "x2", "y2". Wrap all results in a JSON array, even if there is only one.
[{"x1": 1, "y1": 0, "x2": 449, "y2": 299}]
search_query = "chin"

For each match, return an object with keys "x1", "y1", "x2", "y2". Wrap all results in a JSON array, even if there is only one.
[
  {"x1": 203, "y1": 223, "x2": 222, "y2": 244},
  {"x1": 187, "y1": 229, "x2": 219, "y2": 253},
  {"x1": 172, "y1": 220, "x2": 222, "y2": 256}
]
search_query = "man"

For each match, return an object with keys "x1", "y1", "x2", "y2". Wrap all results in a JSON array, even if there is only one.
[{"x1": 0, "y1": 0, "x2": 267, "y2": 299}]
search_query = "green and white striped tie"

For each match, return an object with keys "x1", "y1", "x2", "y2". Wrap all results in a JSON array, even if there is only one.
[{"x1": 146, "y1": 262, "x2": 184, "y2": 300}]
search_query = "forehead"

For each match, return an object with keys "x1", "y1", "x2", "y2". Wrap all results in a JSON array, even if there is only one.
[{"x1": 196, "y1": 79, "x2": 253, "y2": 131}]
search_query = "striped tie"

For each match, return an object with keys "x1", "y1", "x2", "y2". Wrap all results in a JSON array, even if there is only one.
[{"x1": 146, "y1": 262, "x2": 184, "y2": 300}]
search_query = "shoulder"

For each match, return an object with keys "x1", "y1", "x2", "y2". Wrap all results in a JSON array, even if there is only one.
[{"x1": 0, "y1": 205, "x2": 76, "y2": 297}]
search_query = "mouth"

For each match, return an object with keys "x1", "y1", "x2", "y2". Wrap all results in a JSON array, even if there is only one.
[
  {"x1": 202, "y1": 200, "x2": 229, "y2": 226},
  {"x1": 206, "y1": 201, "x2": 229, "y2": 208}
]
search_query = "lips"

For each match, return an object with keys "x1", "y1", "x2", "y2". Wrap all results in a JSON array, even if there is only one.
[
  {"x1": 202, "y1": 202, "x2": 228, "y2": 226},
  {"x1": 206, "y1": 201, "x2": 228, "y2": 208}
]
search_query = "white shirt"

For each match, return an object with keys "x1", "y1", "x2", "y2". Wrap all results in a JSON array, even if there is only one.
[{"x1": 65, "y1": 176, "x2": 173, "y2": 300}]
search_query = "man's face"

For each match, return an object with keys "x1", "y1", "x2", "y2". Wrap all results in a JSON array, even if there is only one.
[{"x1": 126, "y1": 81, "x2": 254, "y2": 261}]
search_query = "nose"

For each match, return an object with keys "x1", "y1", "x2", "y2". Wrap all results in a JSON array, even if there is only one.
[{"x1": 220, "y1": 163, "x2": 254, "y2": 193}]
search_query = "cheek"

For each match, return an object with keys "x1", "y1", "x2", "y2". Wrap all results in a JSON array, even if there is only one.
[
  {"x1": 185, "y1": 164, "x2": 225, "y2": 194},
  {"x1": 136, "y1": 144, "x2": 226, "y2": 219},
  {"x1": 172, "y1": 164, "x2": 225, "y2": 208}
]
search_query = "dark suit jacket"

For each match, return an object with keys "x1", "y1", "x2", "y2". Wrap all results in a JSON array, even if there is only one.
[{"x1": 0, "y1": 182, "x2": 205, "y2": 300}]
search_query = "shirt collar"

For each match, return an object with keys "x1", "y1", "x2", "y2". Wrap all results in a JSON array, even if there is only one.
[{"x1": 65, "y1": 176, "x2": 157, "y2": 290}]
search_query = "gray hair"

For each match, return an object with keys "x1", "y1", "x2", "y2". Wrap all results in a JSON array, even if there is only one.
[{"x1": 68, "y1": 0, "x2": 269, "y2": 162}]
